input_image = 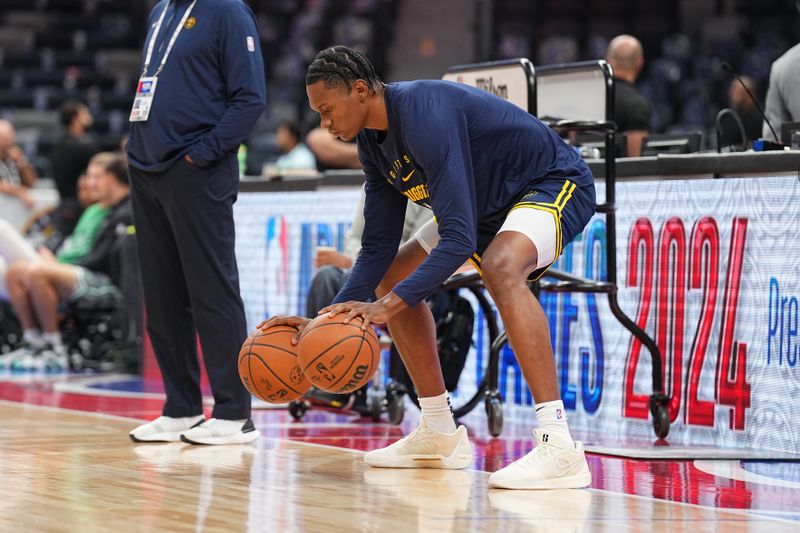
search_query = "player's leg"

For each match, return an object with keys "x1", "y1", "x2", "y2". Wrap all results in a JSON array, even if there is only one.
[
  {"x1": 482, "y1": 228, "x2": 563, "y2": 402},
  {"x1": 375, "y1": 237, "x2": 445, "y2": 399},
  {"x1": 481, "y1": 184, "x2": 594, "y2": 489},
  {"x1": 364, "y1": 220, "x2": 472, "y2": 469}
]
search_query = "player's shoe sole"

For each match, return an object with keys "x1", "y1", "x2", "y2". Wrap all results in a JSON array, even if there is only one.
[{"x1": 365, "y1": 423, "x2": 473, "y2": 470}]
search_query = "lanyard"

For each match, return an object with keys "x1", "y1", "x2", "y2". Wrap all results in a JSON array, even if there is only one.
[{"x1": 142, "y1": 0, "x2": 198, "y2": 77}]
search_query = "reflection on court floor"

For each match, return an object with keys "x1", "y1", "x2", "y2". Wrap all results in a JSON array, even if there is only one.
[{"x1": 0, "y1": 374, "x2": 798, "y2": 531}]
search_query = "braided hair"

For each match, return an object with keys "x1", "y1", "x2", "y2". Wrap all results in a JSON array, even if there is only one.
[{"x1": 306, "y1": 46, "x2": 384, "y2": 93}]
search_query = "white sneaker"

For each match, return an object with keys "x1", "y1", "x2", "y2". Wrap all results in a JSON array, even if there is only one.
[
  {"x1": 364, "y1": 418, "x2": 473, "y2": 469},
  {"x1": 129, "y1": 415, "x2": 205, "y2": 443},
  {"x1": 488, "y1": 429, "x2": 591, "y2": 489},
  {"x1": 180, "y1": 418, "x2": 260, "y2": 445}
]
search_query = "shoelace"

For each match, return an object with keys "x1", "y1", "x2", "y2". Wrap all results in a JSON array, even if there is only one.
[
  {"x1": 522, "y1": 442, "x2": 557, "y2": 467},
  {"x1": 398, "y1": 423, "x2": 435, "y2": 446}
]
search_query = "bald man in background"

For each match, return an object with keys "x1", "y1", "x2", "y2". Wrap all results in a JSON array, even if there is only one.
[{"x1": 606, "y1": 35, "x2": 651, "y2": 157}]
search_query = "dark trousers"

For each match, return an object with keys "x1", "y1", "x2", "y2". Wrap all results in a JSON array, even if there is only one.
[
  {"x1": 305, "y1": 266, "x2": 349, "y2": 318},
  {"x1": 129, "y1": 155, "x2": 249, "y2": 420}
]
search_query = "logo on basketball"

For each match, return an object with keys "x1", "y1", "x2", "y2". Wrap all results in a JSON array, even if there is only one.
[
  {"x1": 297, "y1": 314, "x2": 379, "y2": 394},
  {"x1": 315, "y1": 362, "x2": 336, "y2": 382},
  {"x1": 267, "y1": 389, "x2": 289, "y2": 402},
  {"x1": 290, "y1": 367, "x2": 306, "y2": 385},
  {"x1": 237, "y1": 325, "x2": 312, "y2": 404}
]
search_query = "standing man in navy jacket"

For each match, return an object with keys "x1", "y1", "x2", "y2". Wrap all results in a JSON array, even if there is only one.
[{"x1": 127, "y1": 0, "x2": 266, "y2": 445}]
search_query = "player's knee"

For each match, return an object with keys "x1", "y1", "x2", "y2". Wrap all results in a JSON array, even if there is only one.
[{"x1": 482, "y1": 252, "x2": 531, "y2": 294}]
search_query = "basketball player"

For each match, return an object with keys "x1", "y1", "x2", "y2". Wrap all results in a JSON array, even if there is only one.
[{"x1": 261, "y1": 46, "x2": 595, "y2": 489}]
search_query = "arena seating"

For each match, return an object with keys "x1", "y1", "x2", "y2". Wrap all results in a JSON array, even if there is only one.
[{"x1": 0, "y1": 0, "x2": 397, "y2": 175}]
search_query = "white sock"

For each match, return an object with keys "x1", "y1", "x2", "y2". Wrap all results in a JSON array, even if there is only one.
[
  {"x1": 41, "y1": 331, "x2": 64, "y2": 349},
  {"x1": 535, "y1": 399, "x2": 574, "y2": 447},
  {"x1": 23, "y1": 329, "x2": 43, "y2": 347},
  {"x1": 418, "y1": 392, "x2": 457, "y2": 434}
]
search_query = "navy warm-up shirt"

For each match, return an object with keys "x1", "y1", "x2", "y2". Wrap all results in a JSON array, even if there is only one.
[
  {"x1": 333, "y1": 80, "x2": 593, "y2": 307},
  {"x1": 127, "y1": 0, "x2": 267, "y2": 171}
]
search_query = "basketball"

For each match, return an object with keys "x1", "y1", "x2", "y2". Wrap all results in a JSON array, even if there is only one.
[
  {"x1": 238, "y1": 325, "x2": 312, "y2": 404},
  {"x1": 296, "y1": 314, "x2": 380, "y2": 394}
]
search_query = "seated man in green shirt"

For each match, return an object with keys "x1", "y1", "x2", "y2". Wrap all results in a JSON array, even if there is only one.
[
  {"x1": 1, "y1": 152, "x2": 132, "y2": 371},
  {"x1": 0, "y1": 154, "x2": 111, "y2": 302}
]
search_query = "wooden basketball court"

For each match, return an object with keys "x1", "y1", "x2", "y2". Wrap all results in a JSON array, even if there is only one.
[{"x1": 1, "y1": 377, "x2": 798, "y2": 532}]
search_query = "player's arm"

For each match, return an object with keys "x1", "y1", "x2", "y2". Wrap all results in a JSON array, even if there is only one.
[
  {"x1": 186, "y1": 3, "x2": 267, "y2": 166},
  {"x1": 389, "y1": 101, "x2": 478, "y2": 308},
  {"x1": 332, "y1": 144, "x2": 406, "y2": 304}
]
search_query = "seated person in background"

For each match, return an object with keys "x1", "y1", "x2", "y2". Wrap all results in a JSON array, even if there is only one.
[
  {"x1": 0, "y1": 119, "x2": 38, "y2": 209},
  {"x1": 1, "y1": 153, "x2": 132, "y2": 372},
  {"x1": 0, "y1": 171, "x2": 100, "y2": 290},
  {"x1": 306, "y1": 187, "x2": 433, "y2": 317},
  {"x1": 305, "y1": 127, "x2": 362, "y2": 170},
  {"x1": 49, "y1": 100, "x2": 100, "y2": 236},
  {"x1": 606, "y1": 35, "x2": 651, "y2": 157},
  {"x1": 763, "y1": 33, "x2": 800, "y2": 141},
  {"x1": 263, "y1": 121, "x2": 317, "y2": 177},
  {"x1": 24, "y1": 171, "x2": 97, "y2": 253},
  {"x1": 719, "y1": 76, "x2": 763, "y2": 148},
  {"x1": 0, "y1": 159, "x2": 109, "y2": 305}
]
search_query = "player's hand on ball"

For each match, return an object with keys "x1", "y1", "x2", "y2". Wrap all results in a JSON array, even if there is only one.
[
  {"x1": 256, "y1": 315, "x2": 311, "y2": 344},
  {"x1": 320, "y1": 301, "x2": 391, "y2": 330}
]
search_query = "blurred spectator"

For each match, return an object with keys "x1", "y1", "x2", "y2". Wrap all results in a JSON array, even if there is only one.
[
  {"x1": 763, "y1": 32, "x2": 800, "y2": 141},
  {"x1": 719, "y1": 76, "x2": 762, "y2": 147},
  {"x1": 2, "y1": 153, "x2": 131, "y2": 372},
  {"x1": 48, "y1": 101, "x2": 101, "y2": 241},
  {"x1": 0, "y1": 120, "x2": 38, "y2": 209},
  {"x1": 606, "y1": 35, "x2": 651, "y2": 157},
  {"x1": 24, "y1": 171, "x2": 100, "y2": 254},
  {"x1": 50, "y1": 101, "x2": 99, "y2": 204},
  {"x1": 263, "y1": 120, "x2": 317, "y2": 177},
  {"x1": 0, "y1": 157, "x2": 110, "y2": 305},
  {"x1": 306, "y1": 127, "x2": 362, "y2": 169}
]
